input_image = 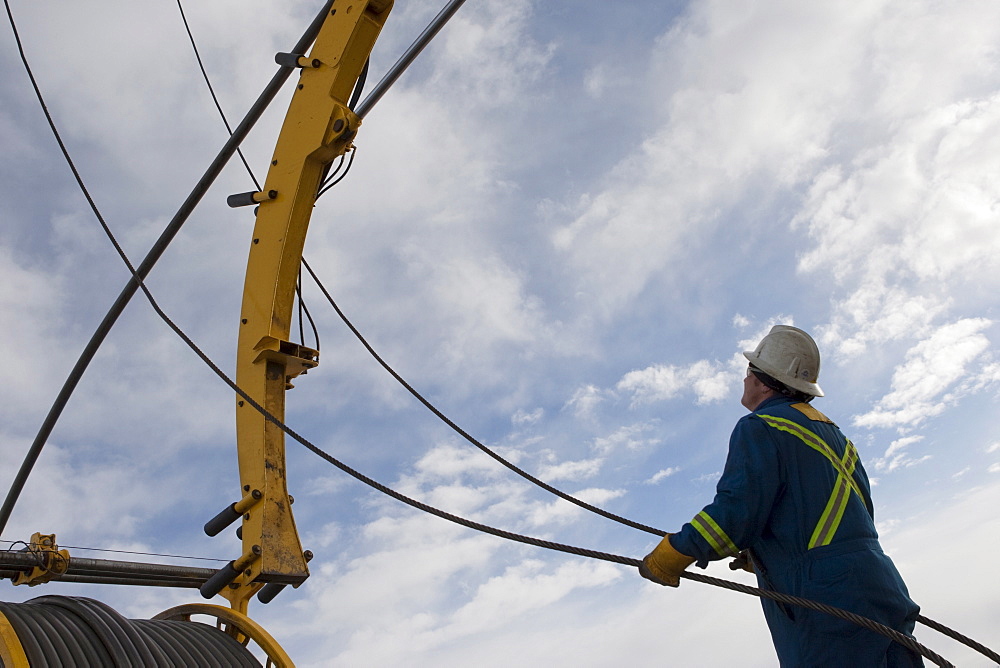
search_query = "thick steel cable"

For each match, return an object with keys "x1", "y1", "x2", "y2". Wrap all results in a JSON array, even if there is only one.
[
  {"x1": 916, "y1": 613, "x2": 1000, "y2": 664},
  {"x1": 300, "y1": 259, "x2": 666, "y2": 536},
  {"x1": 0, "y1": 0, "x2": 336, "y2": 534}
]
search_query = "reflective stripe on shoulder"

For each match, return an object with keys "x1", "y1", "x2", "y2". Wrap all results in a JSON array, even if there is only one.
[
  {"x1": 790, "y1": 402, "x2": 833, "y2": 424},
  {"x1": 756, "y1": 415, "x2": 865, "y2": 501},
  {"x1": 691, "y1": 511, "x2": 739, "y2": 557}
]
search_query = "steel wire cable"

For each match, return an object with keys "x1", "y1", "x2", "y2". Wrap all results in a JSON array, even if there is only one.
[
  {"x1": 915, "y1": 613, "x2": 1000, "y2": 664},
  {"x1": 4, "y1": 3, "x2": 995, "y2": 665},
  {"x1": 180, "y1": 0, "x2": 646, "y2": 543},
  {"x1": 299, "y1": 258, "x2": 666, "y2": 537},
  {"x1": 1, "y1": 539, "x2": 227, "y2": 564}
]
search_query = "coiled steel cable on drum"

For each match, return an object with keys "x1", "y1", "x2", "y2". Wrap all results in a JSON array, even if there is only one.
[{"x1": 0, "y1": 596, "x2": 260, "y2": 667}]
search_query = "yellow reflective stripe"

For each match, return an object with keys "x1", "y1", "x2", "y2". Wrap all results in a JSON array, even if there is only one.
[
  {"x1": 691, "y1": 511, "x2": 739, "y2": 557},
  {"x1": 809, "y1": 475, "x2": 851, "y2": 548},
  {"x1": 757, "y1": 415, "x2": 865, "y2": 500},
  {"x1": 758, "y1": 414, "x2": 866, "y2": 550},
  {"x1": 809, "y1": 442, "x2": 861, "y2": 548}
]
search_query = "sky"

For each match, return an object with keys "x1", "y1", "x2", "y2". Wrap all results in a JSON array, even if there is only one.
[{"x1": 1, "y1": 0, "x2": 999, "y2": 665}]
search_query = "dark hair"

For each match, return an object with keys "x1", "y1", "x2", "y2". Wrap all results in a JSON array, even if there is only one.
[{"x1": 750, "y1": 367, "x2": 814, "y2": 403}]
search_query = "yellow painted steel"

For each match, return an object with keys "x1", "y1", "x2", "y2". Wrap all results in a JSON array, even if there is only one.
[
  {"x1": 230, "y1": 0, "x2": 394, "y2": 612},
  {"x1": 154, "y1": 603, "x2": 295, "y2": 668},
  {"x1": 0, "y1": 610, "x2": 29, "y2": 668}
]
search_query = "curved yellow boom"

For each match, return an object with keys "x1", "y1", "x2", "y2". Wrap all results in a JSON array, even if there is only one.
[{"x1": 227, "y1": 0, "x2": 393, "y2": 613}]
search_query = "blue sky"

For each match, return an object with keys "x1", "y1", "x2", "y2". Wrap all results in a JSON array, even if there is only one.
[{"x1": 2, "y1": 0, "x2": 999, "y2": 665}]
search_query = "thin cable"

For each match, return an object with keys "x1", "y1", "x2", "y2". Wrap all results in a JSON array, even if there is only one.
[
  {"x1": 324, "y1": 153, "x2": 347, "y2": 196},
  {"x1": 316, "y1": 146, "x2": 357, "y2": 199},
  {"x1": 299, "y1": 276, "x2": 320, "y2": 351},
  {"x1": 0, "y1": 0, "x2": 336, "y2": 534},
  {"x1": 174, "y1": 0, "x2": 261, "y2": 191},
  {"x1": 319, "y1": 152, "x2": 347, "y2": 191},
  {"x1": 299, "y1": 258, "x2": 666, "y2": 536},
  {"x1": 0, "y1": 541, "x2": 227, "y2": 564},
  {"x1": 175, "y1": 0, "x2": 322, "y2": 355}
]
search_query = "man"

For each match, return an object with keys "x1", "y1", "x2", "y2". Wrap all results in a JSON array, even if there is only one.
[{"x1": 640, "y1": 325, "x2": 922, "y2": 666}]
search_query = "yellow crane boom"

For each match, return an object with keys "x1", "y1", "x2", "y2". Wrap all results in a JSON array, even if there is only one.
[{"x1": 216, "y1": 0, "x2": 393, "y2": 614}]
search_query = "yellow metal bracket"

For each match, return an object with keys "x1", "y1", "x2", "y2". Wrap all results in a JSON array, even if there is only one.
[
  {"x1": 11, "y1": 533, "x2": 69, "y2": 587},
  {"x1": 252, "y1": 336, "x2": 319, "y2": 389},
  {"x1": 226, "y1": 0, "x2": 394, "y2": 613}
]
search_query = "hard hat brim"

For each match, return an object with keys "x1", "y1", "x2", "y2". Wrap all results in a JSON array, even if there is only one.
[{"x1": 743, "y1": 351, "x2": 824, "y2": 397}]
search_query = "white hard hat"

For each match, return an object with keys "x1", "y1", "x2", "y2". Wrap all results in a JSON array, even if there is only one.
[{"x1": 743, "y1": 325, "x2": 824, "y2": 397}]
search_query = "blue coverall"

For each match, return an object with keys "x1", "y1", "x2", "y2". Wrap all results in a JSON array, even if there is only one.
[{"x1": 670, "y1": 396, "x2": 922, "y2": 667}]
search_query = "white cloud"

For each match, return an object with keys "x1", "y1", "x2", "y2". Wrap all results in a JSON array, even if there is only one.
[
  {"x1": 591, "y1": 423, "x2": 660, "y2": 456},
  {"x1": 528, "y1": 488, "x2": 625, "y2": 527},
  {"x1": 645, "y1": 467, "x2": 681, "y2": 484},
  {"x1": 878, "y1": 481, "x2": 1000, "y2": 667},
  {"x1": 428, "y1": 0, "x2": 554, "y2": 109},
  {"x1": 411, "y1": 443, "x2": 508, "y2": 482},
  {"x1": 617, "y1": 359, "x2": 732, "y2": 406},
  {"x1": 511, "y1": 407, "x2": 543, "y2": 426},
  {"x1": 873, "y1": 435, "x2": 926, "y2": 472},
  {"x1": 452, "y1": 558, "x2": 619, "y2": 622},
  {"x1": 853, "y1": 319, "x2": 993, "y2": 431},
  {"x1": 798, "y1": 94, "x2": 1000, "y2": 358},
  {"x1": 536, "y1": 457, "x2": 603, "y2": 483},
  {"x1": 563, "y1": 384, "x2": 604, "y2": 420}
]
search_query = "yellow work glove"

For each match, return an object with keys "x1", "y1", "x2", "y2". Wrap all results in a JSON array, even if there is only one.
[{"x1": 639, "y1": 533, "x2": 695, "y2": 587}]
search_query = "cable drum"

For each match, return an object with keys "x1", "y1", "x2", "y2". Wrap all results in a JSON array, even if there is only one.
[{"x1": 0, "y1": 596, "x2": 261, "y2": 667}]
